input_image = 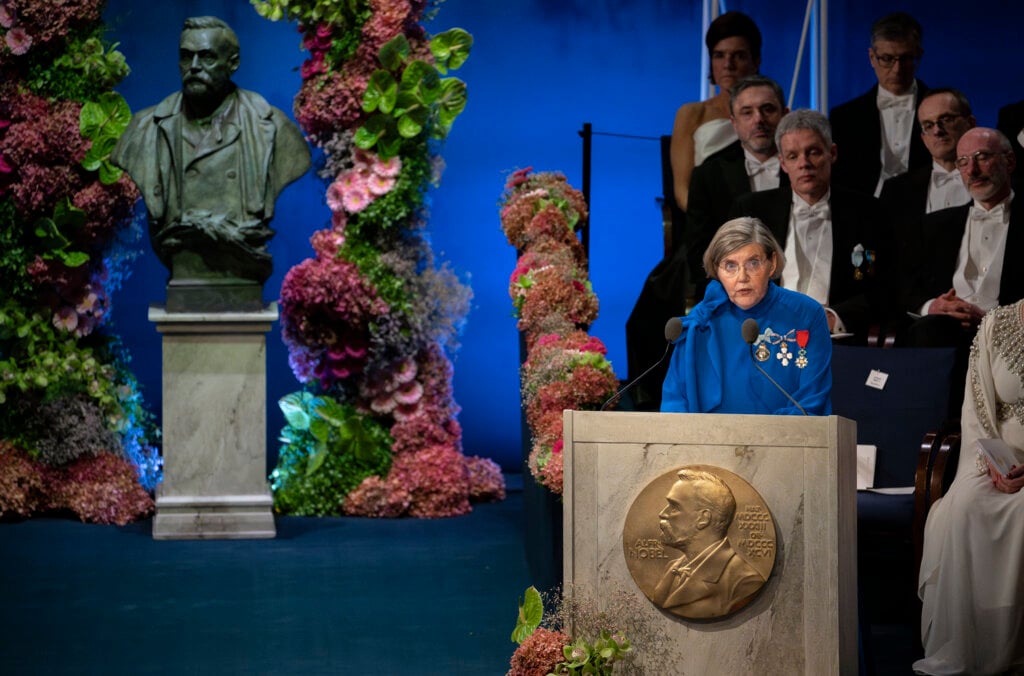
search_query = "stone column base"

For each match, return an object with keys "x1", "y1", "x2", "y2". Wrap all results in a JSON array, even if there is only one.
[
  {"x1": 149, "y1": 304, "x2": 279, "y2": 541},
  {"x1": 153, "y1": 491, "x2": 276, "y2": 540}
]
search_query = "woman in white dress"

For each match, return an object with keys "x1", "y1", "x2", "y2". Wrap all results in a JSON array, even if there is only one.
[
  {"x1": 669, "y1": 11, "x2": 761, "y2": 212},
  {"x1": 915, "y1": 300, "x2": 1024, "y2": 675}
]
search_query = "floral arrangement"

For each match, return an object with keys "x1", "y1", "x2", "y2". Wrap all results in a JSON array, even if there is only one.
[
  {"x1": 0, "y1": 0, "x2": 159, "y2": 523},
  {"x1": 508, "y1": 586, "x2": 633, "y2": 676},
  {"x1": 500, "y1": 169, "x2": 618, "y2": 494},
  {"x1": 252, "y1": 0, "x2": 503, "y2": 517}
]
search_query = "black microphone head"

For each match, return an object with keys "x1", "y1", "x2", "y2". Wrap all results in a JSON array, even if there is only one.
[
  {"x1": 741, "y1": 318, "x2": 760, "y2": 345},
  {"x1": 664, "y1": 317, "x2": 683, "y2": 342}
]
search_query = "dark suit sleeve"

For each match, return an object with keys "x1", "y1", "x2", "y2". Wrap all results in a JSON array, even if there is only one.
[{"x1": 684, "y1": 163, "x2": 717, "y2": 296}]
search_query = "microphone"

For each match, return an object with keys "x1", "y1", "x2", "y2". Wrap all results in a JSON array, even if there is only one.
[
  {"x1": 741, "y1": 318, "x2": 808, "y2": 416},
  {"x1": 600, "y1": 317, "x2": 683, "y2": 411}
]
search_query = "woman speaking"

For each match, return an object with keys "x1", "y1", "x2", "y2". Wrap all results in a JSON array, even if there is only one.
[{"x1": 661, "y1": 218, "x2": 832, "y2": 415}]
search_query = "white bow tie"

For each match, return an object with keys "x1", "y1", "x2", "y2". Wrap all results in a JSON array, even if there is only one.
[
  {"x1": 877, "y1": 92, "x2": 913, "y2": 111},
  {"x1": 931, "y1": 169, "x2": 962, "y2": 189},
  {"x1": 793, "y1": 201, "x2": 830, "y2": 220},
  {"x1": 745, "y1": 156, "x2": 779, "y2": 177},
  {"x1": 970, "y1": 203, "x2": 1007, "y2": 224}
]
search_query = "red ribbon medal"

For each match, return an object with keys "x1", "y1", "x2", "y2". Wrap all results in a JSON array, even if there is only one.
[{"x1": 795, "y1": 330, "x2": 809, "y2": 369}]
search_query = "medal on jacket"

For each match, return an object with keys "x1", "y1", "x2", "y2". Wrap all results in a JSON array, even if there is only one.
[
  {"x1": 852, "y1": 244, "x2": 865, "y2": 281},
  {"x1": 755, "y1": 339, "x2": 770, "y2": 362},
  {"x1": 795, "y1": 330, "x2": 809, "y2": 369}
]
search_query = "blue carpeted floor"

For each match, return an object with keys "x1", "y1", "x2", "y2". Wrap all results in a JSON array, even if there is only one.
[
  {"x1": 0, "y1": 488, "x2": 532, "y2": 676},
  {"x1": 0, "y1": 479, "x2": 923, "y2": 675}
]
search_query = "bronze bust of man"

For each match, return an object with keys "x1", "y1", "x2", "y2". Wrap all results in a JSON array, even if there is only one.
[{"x1": 112, "y1": 16, "x2": 311, "y2": 311}]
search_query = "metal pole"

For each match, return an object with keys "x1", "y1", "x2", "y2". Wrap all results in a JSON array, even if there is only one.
[{"x1": 579, "y1": 122, "x2": 592, "y2": 262}]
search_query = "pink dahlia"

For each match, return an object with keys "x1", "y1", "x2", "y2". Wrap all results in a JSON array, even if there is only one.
[{"x1": 5, "y1": 26, "x2": 31, "y2": 55}]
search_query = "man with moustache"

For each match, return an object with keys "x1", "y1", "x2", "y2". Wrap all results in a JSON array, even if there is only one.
[
  {"x1": 652, "y1": 469, "x2": 765, "y2": 619},
  {"x1": 829, "y1": 12, "x2": 930, "y2": 197},
  {"x1": 685, "y1": 75, "x2": 790, "y2": 302},
  {"x1": 112, "y1": 16, "x2": 310, "y2": 310},
  {"x1": 905, "y1": 128, "x2": 1022, "y2": 338},
  {"x1": 730, "y1": 109, "x2": 889, "y2": 342}
]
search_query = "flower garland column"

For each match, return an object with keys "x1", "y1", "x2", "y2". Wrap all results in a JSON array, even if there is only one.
[{"x1": 252, "y1": 0, "x2": 504, "y2": 517}]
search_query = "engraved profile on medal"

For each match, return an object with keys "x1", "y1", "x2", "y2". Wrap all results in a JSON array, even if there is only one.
[{"x1": 622, "y1": 465, "x2": 776, "y2": 620}]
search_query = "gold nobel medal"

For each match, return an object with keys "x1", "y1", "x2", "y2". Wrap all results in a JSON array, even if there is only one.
[{"x1": 623, "y1": 465, "x2": 776, "y2": 621}]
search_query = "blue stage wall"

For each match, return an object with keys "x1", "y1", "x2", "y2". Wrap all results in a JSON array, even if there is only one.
[{"x1": 101, "y1": 0, "x2": 1024, "y2": 473}]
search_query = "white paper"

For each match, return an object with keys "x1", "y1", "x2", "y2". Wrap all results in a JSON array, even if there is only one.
[
  {"x1": 976, "y1": 438, "x2": 1021, "y2": 477},
  {"x1": 856, "y1": 444, "x2": 877, "y2": 490}
]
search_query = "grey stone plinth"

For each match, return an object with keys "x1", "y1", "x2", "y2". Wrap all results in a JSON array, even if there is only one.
[
  {"x1": 149, "y1": 304, "x2": 279, "y2": 540},
  {"x1": 563, "y1": 411, "x2": 858, "y2": 675}
]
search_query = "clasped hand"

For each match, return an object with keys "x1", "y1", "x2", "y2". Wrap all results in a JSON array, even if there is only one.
[
  {"x1": 929, "y1": 289, "x2": 985, "y2": 328},
  {"x1": 989, "y1": 461, "x2": 1024, "y2": 494}
]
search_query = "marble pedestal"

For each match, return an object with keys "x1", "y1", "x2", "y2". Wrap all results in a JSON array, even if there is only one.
[
  {"x1": 563, "y1": 411, "x2": 858, "y2": 675},
  {"x1": 149, "y1": 304, "x2": 278, "y2": 540}
]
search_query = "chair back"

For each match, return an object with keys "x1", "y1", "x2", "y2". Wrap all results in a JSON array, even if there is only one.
[{"x1": 831, "y1": 345, "x2": 956, "y2": 488}]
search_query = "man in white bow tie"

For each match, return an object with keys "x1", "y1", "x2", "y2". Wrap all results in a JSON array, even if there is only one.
[
  {"x1": 685, "y1": 75, "x2": 789, "y2": 301},
  {"x1": 906, "y1": 128, "x2": 1020, "y2": 330},
  {"x1": 880, "y1": 89, "x2": 976, "y2": 296},
  {"x1": 829, "y1": 12, "x2": 931, "y2": 198},
  {"x1": 730, "y1": 109, "x2": 891, "y2": 342},
  {"x1": 902, "y1": 127, "x2": 1020, "y2": 415}
]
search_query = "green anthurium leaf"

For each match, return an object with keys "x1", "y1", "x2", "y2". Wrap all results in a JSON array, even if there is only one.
[
  {"x1": 431, "y1": 28, "x2": 473, "y2": 73},
  {"x1": 54, "y1": 198, "x2": 87, "y2": 230},
  {"x1": 59, "y1": 250, "x2": 90, "y2": 268},
  {"x1": 397, "y1": 107, "x2": 427, "y2": 138},
  {"x1": 314, "y1": 396, "x2": 347, "y2": 428},
  {"x1": 79, "y1": 92, "x2": 131, "y2": 141},
  {"x1": 279, "y1": 392, "x2": 313, "y2": 430},
  {"x1": 308, "y1": 416, "x2": 330, "y2": 442},
  {"x1": 401, "y1": 60, "x2": 440, "y2": 102},
  {"x1": 305, "y1": 439, "x2": 329, "y2": 476},
  {"x1": 435, "y1": 78, "x2": 468, "y2": 137},
  {"x1": 378, "y1": 33, "x2": 410, "y2": 72},
  {"x1": 33, "y1": 217, "x2": 68, "y2": 249},
  {"x1": 353, "y1": 114, "x2": 387, "y2": 149},
  {"x1": 98, "y1": 160, "x2": 124, "y2": 185},
  {"x1": 363, "y1": 70, "x2": 397, "y2": 114},
  {"x1": 377, "y1": 136, "x2": 402, "y2": 160},
  {"x1": 510, "y1": 586, "x2": 544, "y2": 644}
]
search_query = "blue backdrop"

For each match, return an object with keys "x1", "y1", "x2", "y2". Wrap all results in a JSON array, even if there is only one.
[{"x1": 101, "y1": 0, "x2": 1024, "y2": 473}]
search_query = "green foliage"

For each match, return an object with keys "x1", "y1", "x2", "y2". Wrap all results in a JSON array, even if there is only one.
[
  {"x1": 271, "y1": 392, "x2": 393, "y2": 515},
  {"x1": 0, "y1": 302, "x2": 131, "y2": 453},
  {"x1": 511, "y1": 586, "x2": 545, "y2": 644},
  {"x1": 355, "y1": 29, "x2": 472, "y2": 159},
  {"x1": 0, "y1": 200, "x2": 34, "y2": 303},
  {"x1": 33, "y1": 198, "x2": 90, "y2": 268},
  {"x1": 79, "y1": 92, "x2": 132, "y2": 184},
  {"x1": 250, "y1": 0, "x2": 367, "y2": 28},
  {"x1": 24, "y1": 27, "x2": 130, "y2": 101}
]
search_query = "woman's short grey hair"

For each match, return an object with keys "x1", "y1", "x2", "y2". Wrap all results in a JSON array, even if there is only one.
[
  {"x1": 703, "y1": 217, "x2": 785, "y2": 281},
  {"x1": 775, "y1": 109, "x2": 832, "y2": 150}
]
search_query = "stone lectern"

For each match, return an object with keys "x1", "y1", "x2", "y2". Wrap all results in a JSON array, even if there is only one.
[{"x1": 563, "y1": 410, "x2": 858, "y2": 674}]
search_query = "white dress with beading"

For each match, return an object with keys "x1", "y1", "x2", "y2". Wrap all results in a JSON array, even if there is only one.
[{"x1": 914, "y1": 300, "x2": 1024, "y2": 675}]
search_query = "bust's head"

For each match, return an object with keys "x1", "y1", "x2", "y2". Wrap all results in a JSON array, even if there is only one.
[{"x1": 179, "y1": 17, "x2": 240, "y2": 116}]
